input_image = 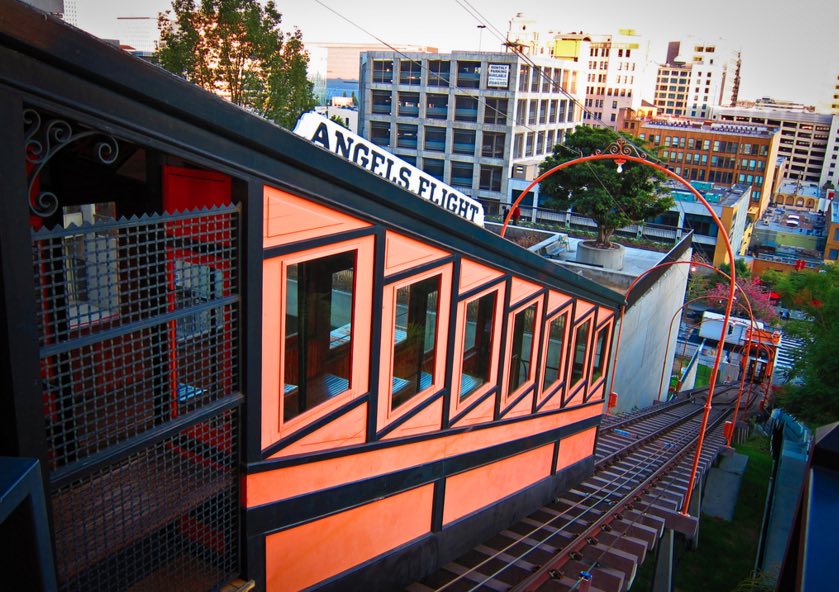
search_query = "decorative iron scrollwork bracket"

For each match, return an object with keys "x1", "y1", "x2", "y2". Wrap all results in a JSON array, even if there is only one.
[
  {"x1": 24, "y1": 108, "x2": 119, "y2": 218},
  {"x1": 595, "y1": 137, "x2": 647, "y2": 172}
]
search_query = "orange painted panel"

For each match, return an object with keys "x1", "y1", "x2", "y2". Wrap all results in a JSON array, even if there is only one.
[
  {"x1": 442, "y1": 444, "x2": 553, "y2": 525},
  {"x1": 574, "y1": 300, "x2": 595, "y2": 320},
  {"x1": 547, "y1": 290, "x2": 572, "y2": 313},
  {"x1": 384, "y1": 230, "x2": 449, "y2": 276},
  {"x1": 261, "y1": 236, "x2": 374, "y2": 450},
  {"x1": 268, "y1": 403, "x2": 367, "y2": 459},
  {"x1": 459, "y1": 258, "x2": 504, "y2": 294},
  {"x1": 246, "y1": 404, "x2": 601, "y2": 507},
  {"x1": 503, "y1": 391, "x2": 534, "y2": 419},
  {"x1": 450, "y1": 393, "x2": 495, "y2": 428},
  {"x1": 556, "y1": 427, "x2": 596, "y2": 471},
  {"x1": 265, "y1": 485, "x2": 434, "y2": 592},
  {"x1": 450, "y1": 283, "x2": 506, "y2": 419},
  {"x1": 377, "y1": 264, "x2": 452, "y2": 432},
  {"x1": 597, "y1": 306, "x2": 615, "y2": 325},
  {"x1": 509, "y1": 276, "x2": 541, "y2": 305},
  {"x1": 263, "y1": 185, "x2": 370, "y2": 248},
  {"x1": 588, "y1": 383, "x2": 605, "y2": 403},
  {"x1": 382, "y1": 398, "x2": 443, "y2": 440}
]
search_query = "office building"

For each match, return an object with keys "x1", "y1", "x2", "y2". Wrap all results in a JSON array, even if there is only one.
[
  {"x1": 653, "y1": 38, "x2": 741, "y2": 119},
  {"x1": 358, "y1": 51, "x2": 585, "y2": 208},
  {"x1": 307, "y1": 42, "x2": 438, "y2": 105},
  {"x1": 711, "y1": 101, "x2": 839, "y2": 187},
  {"x1": 550, "y1": 30, "x2": 650, "y2": 126},
  {"x1": 659, "y1": 180, "x2": 752, "y2": 265},
  {"x1": 621, "y1": 117, "x2": 780, "y2": 219}
]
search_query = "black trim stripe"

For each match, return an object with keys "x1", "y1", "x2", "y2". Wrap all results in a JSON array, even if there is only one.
[
  {"x1": 441, "y1": 257, "x2": 461, "y2": 430},
  {"x1": 431, "y1": 479, "x2": 446, "y2": 532},
  {"x1": 366, "y1": 227, "x2": 387, "y2": 443},
  {"x1": 493, "y1": 278, "x2": 513, "y2": 420},
  {"x1": 457, "y1": 274, "x2": 508, "y2": 303},
  {"x1": 499, "y1": 383, "x2": 536, "y2": 420},
  {"x1": 383, "y1": 256, "x2": 454, "y2": 286},
  {"x1": 248, "y1": 397, "x2": 605, "y2": 473},
  {"x1": 535, "y1": 380, "x2": 565, "y2": 413},
  {"x1": 551, "y1": 440, "x2": 561, "y2": 475},
  {"x1": 508, "y1": 287, "x2": 547, "y2": 313},
  {"x1": 245, "y1": 414, "x2": 601, "y2": 535},
  {"x1": 260, "y1": 394, "x2": 369, "y2": 459},
  {"x1": 449, "y1": 386, "x2": 498, "y2": 428},
  {"x1": 262, "y1": 226, "x2": 377, "y2": 260},
  {"x1": 376, "y1": 389, "x2": 446, "y2": 440}
]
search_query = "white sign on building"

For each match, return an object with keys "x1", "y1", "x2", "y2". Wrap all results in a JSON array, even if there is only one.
[
  {"x1": 487, "y1": 64, "x2": 510, "y2": 88},
  {"x1": 293, "y1": 113, "x2": 485, "y2": 226}
]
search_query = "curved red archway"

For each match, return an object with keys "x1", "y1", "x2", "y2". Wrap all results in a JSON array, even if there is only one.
[{"x1": 501, "y1": 152, "x2": 736, "y2": 516}]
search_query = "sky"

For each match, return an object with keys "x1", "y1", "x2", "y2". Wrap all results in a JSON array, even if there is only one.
[{"x1": 73, "y1": 0, "x2": 839, "y2": 107}]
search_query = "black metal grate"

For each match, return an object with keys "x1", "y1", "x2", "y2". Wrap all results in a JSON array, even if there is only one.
[
  {"x1": 32, "y1": 208, "x2": 239, "y2": 470},
  {"x1": 31, "y1": 203, "x2": 242, "y2": 590},
  {"x1": 50, "y1": 410, "x2": 239, "y2": 591}
]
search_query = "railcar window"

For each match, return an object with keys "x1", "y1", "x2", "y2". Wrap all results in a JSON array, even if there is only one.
[
  {"x1": 591, "y1": 326, "x2": 609, "y2": 382},
  {"x1": 460, "y1": 291, "x2": 496, "y2": 399},
  {"x1": 508, "y1": 303, "x2": 536, "y2": 395},
  {"x1": 542, "y1": 312, "x2": 568, "y2": 391},
  {"x1": 570, "y1": 319, "x2": 591, "y2": 386},
  {"x1": 391, "y1": 275, "x2": 440, "y2": 410},
  {"x1": 283, "y1": 251, "x2": 355, "y2": 422}
]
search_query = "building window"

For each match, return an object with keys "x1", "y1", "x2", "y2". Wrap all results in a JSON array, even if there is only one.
[
  {"x1": 508, "y1": 303, "x2": 537, "y2": 395},
  {"x1": 484, "y1": 98, "x2": 509, "y2": 124},
  {"x1": 514, "y1": 133, "x2": 524, "y2": 159},
  {"x1": 455, "y1": 96, "x2": 478, "y2": 122},
  {"x1": 283, "y1": 251, "x2": 355, "y2": 422},
  {"x1": 450, "y1": 162, "x2": 474, "y2": 189},
  {"x1": 428, "y1": 60, "x2": 450, "y2": 86},
  {"x1": 528, "y1": 100, "x2": 537, "y2": 125},
  {"x1": 423, "y1": 158, "x2": 444, "y2": 180},
  {"x1": 518, "y1": 64, "x2": 529, "y2": 92},
  {"x1": 453, "y1": 129, "x2": 477, "y2": 155},
  {"x1": 542, "y1": 311, "x2": 568, "y2": 393},
  {"x1": 391, "y1": 275, "x2": 440, "y2": 410},
  {"x1": 539, "y1": 99, "x2": 548, "y2": 124},
  {"x1": 425, "y1": 127, "x2": 446, "y2": 152},
  {"x1": 457, "y1": 60, "x2": 481, "y2": 88},
  {"x1": 397, "y1": 124, "x2": 418, "y2": 149},
  {"x1": 460, "y1": 291, "x2": 497, "y2": 399},
  {"x1": 426, "y1": 93, "x2": 448, "y2": 119},
  {"x1": 370, "y1": 121, "x2": 390, "y2": 146},
  {"x1": 371, "y1": 90, "x2": 392, "y2": 115},
  {"x1": 570, "y1": 319, "x2": 591, "y2": 387},
  {"x1": 373, "y1": 60, "x2": 394, "y2": 83},
  {"x1": 398, "y1": 92, "x2": 420, "y2": 117},
  {"x1": 829, "y1": 249, "x2": 839, "y2": 260},
  {"x1": 531, "y1": 66, "x2": 541, "y2": 92},
  {"x1": 515, "y1": 99, "x2": 527, "y2": 125},
  {"x1": 482, "y1": 131, "x2": 505, "y2": 158},
  {"x1": 399, "y1": 59, "x2": 421, "y2": 85},
  {"x1": 479, "y1": 165, "x2": 503, "y2": 192},
  {"x1": 590, "y1": 326, "x2": 609, "y2": 383}
]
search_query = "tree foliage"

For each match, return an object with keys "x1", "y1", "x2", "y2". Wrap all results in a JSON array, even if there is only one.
[
  {"x1": 538, "y1": 126, "x2": 674, "y2": 247},
  {"x1": 763, "y1": 266, "x2": 839, "y2": 426},
  {"x1": 705, "y1": 278, "x2": 779, "y2": 324},
  {"x1": 157, "y1": 0, "x2": 316, "y2": 128}
]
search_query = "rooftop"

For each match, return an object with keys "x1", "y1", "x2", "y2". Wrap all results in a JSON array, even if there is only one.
[
  {"x1": 756, "y1": 205, "x2": 826, "y2": 235},
  {"x1": 641, "y1": 119, "x2": 776, "y2": 138},
  {"x1": 778, "y1": 180, "x2": 823, "y2": 198},
  {"x1": 662, "y1": 180, "x2": 751, "y2": 207}
]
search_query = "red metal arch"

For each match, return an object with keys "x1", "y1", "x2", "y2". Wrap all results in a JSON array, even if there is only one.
[{"x1": 502, "y1": 153, "x2": 736, "y2": 516}]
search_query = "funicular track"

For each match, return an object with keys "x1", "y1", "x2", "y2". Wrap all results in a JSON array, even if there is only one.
[{"x1": 409, "y1": 384, "x2": 755, "y2": 592}]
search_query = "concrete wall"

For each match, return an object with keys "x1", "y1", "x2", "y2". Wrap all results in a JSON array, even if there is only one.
[{"x1": 606, "y1": 249, "x2": 692, "y2": 412}]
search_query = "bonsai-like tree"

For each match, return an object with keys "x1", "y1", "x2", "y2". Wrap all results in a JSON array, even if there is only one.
[{"x1": 538, "y1": 126, "x2": 674, "y2": 248}]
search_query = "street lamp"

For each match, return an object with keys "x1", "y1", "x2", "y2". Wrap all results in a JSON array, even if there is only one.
[{"x1": 477, "y1": 24, "x2": 486, "y2": 52}]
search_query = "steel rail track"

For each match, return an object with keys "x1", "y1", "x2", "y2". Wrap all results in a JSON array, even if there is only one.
[{"x1": 409, "y1": 385, "x2": 753, "y2": 592}]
